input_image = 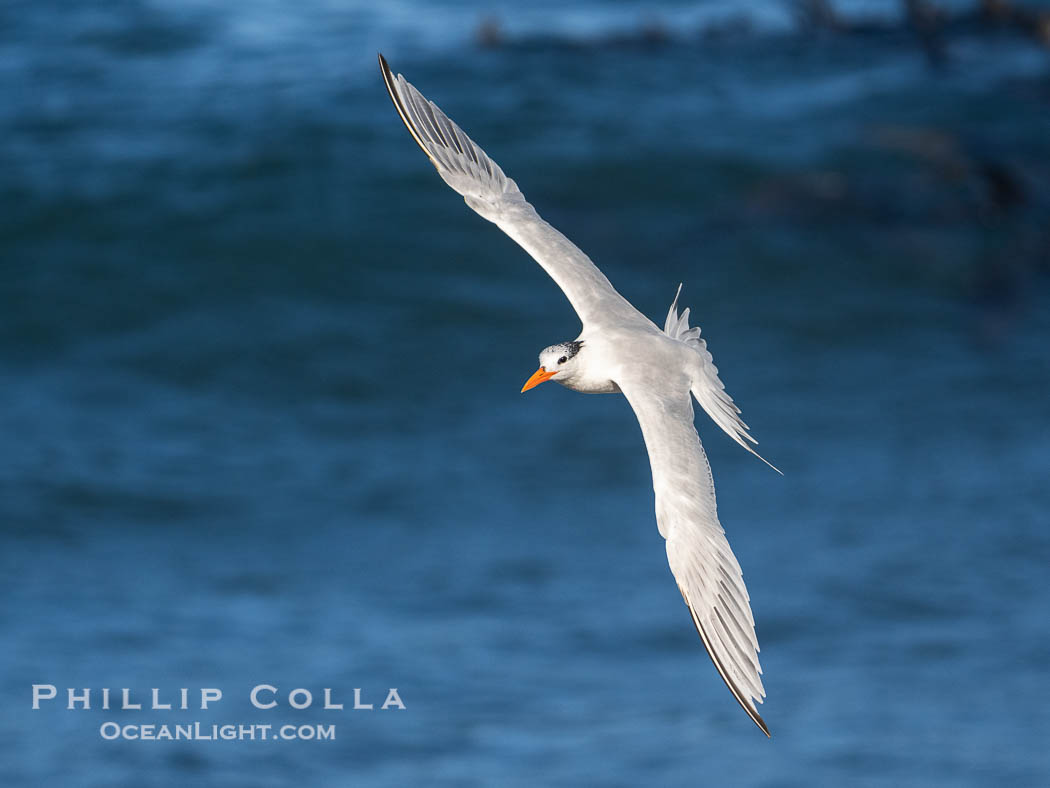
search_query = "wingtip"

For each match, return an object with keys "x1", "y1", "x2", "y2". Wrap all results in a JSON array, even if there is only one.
[
  {"x1": 378, "y1": 52, "x2": 395, "y2": 93},
  {"x1": 378, "y1": 53, "x2": 439, "y2": 167},
  {"x1": 680, "y1": 587, "x2": 771, "y2": 739},
  {"x1": 755, "y1": 710, "x2": 772, "y2": 738},
  {"x1": 377, "y1": 51, "x2": 394, "y2": 90}
]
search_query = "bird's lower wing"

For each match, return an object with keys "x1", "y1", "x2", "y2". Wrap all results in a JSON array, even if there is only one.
[
  {"x1": 618, "y1": 373, "x2": 769, "y2": 736},
  {"x1": 379, "y1": 54, "x2": 645, "y2": 330}
]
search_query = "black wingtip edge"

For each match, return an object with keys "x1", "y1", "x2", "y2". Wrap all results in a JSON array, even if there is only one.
[
  {"x1": 378, "y1": 53, "x2": 395, "y2": 95},
  {"x1": 681, "y1": 586, "x2": 772, "y2": 738},
  {"x1": 376, "y1": 53, "x2": 438, "y2": 166}
]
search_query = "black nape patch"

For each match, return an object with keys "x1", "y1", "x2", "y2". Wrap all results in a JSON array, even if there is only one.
[{"x1": 563, "y1": 340, "x2": 584, "y2": 358}]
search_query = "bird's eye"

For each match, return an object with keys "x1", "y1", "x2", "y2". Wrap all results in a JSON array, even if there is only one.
[{"x1": 557, "y1": 356, "x2": 567, "y2": 365}]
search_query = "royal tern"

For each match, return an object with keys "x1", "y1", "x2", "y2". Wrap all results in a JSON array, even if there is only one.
[{"x1": 379, "y1": 54, "x2": 778, "y2": 736}]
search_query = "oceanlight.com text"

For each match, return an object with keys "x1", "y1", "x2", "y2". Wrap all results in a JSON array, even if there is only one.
[{"x1": 99, "y1": 722, "x2": 336, "y2": 741}]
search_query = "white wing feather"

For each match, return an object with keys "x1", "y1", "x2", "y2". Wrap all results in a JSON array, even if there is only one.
[
  {"x1": 379, "y1": 54, "x2": 646, "y2": 330},
  {"x1": 617, "y1": 372, "x2": 769, "y2": 736}
]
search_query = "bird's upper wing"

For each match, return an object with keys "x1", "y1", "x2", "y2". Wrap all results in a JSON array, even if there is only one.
[
  {"x1": 380, "y1": 54, "x2": 647, "y2": 330},
  {"x1": 616, "y1": 371, "x2": 769, "y2": 736}
]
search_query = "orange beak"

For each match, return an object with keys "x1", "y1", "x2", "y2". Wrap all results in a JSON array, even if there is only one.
[{"x1": 521, "y1": 366, "x2": 558, "y2": 393}]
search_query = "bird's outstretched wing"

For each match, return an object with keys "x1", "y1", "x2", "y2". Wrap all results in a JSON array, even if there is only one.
[
  {"x1": 379, "y1": 54, "x2": 646, "y2": 330},
  {"x1": 617, "y1": 371, "x2": 769, "y2": 736}
]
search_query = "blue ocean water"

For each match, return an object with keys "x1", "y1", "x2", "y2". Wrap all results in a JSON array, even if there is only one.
[{"x1": 2, "y1": 1, "x2": 1049, "y2": 785}]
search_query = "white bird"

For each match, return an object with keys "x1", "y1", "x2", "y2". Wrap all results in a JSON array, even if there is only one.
[{"x1": 379, "y1": 54, "x2": 778, "y2": 737}]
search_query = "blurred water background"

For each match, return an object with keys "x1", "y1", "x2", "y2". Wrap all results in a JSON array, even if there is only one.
[{"x1": 2, "y1": 0, "x2": 1049, "y2": 785}]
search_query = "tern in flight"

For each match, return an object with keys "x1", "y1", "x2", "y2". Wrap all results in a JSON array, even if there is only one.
[{"x1": 379, "y1": 54, "x2": 779, "y2": 736}]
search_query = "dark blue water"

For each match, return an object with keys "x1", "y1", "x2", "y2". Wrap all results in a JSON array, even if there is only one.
[{"x1": 3, "y1": 2, "x2": 1050, "y2": 785}]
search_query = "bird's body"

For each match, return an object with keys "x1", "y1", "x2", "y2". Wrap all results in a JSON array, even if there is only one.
[
  {"x1": 562, "y1": 327, "x2": 687, "y2": 395},
  {"x1": 380, "y1": 54, "x2": 777, "y2": 737}
]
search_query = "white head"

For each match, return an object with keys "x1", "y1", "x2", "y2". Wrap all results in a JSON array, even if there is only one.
[{"x1": 520, "y1": 340, "x2": 585, "y2": 392}]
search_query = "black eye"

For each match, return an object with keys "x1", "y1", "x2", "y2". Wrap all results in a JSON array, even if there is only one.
[{"x1": 557, "y1": 356, "x2": 567, "y2": 365}]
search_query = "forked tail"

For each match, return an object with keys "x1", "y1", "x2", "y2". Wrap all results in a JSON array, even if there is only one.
[{"x1": 664, "y1": 285, "x2": 781, "y2": 474}]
